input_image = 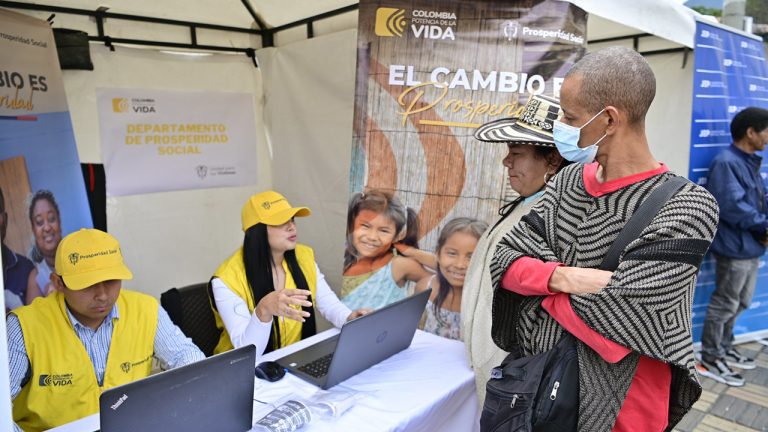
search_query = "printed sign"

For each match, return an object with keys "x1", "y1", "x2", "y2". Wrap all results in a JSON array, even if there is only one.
[
  {"x1": 0, "y1": 8, "x2": 92, "y2": 310},
  {"x1": 97, "y1": 89, "x2": 258, "y2": 196},
  {"x1": 341, "y1": 0, "x2": 586, "y2": 307},
  {"x1": 688, "y1": 20, "x2": 768, "y2": 341}
]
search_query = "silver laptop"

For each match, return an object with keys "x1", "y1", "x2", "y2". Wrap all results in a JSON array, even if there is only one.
[
  {"x1": 276, "y1": 289, "x2": 431, "y2": 390},
  {"x1": 99, "y1": 344, "x2": 256, "y2": 432}
]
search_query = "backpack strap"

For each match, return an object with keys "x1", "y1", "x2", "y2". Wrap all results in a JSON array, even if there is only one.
[{"x1": 599, "y1": 176, "x2": 688, "y2": 271}]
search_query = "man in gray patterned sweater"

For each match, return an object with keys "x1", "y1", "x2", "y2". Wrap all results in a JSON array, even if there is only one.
[{"x1": 490, "y1": 46, "x2": 719, "y2": 431}]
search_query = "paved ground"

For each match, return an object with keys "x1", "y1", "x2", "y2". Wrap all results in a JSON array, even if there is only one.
[{"x1": 674, "y1": 341, "x2": 768, "y2": 432}]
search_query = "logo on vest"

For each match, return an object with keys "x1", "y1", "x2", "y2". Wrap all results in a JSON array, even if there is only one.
[
  {"x1": 120, "y1": 355, "x2": 152, "y2": 373},
  {"x1": 38, "y1": 374, "x2": 73, "y2": 387},
  {"x1": 69, "y1": 253, "x2": 79, "y2": 266}
]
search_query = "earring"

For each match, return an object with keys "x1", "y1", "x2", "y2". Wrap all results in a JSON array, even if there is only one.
[{"x1": 544, "y1": 171, "x2": 553, "y2": 183}]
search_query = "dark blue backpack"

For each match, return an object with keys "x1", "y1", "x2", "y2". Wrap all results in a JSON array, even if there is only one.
[
  {"x1": 481, "y1": 176, "x2": 688, "y2": 432},
  {"x1": 480, "y1": 333, "x2": 578, "y2": 432}
]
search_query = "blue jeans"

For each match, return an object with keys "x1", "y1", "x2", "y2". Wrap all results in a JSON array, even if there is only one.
[{"x1": 700, "y1": 254, "x2": 759, "y2": 361}]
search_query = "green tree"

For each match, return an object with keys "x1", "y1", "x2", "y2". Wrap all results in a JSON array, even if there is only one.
[
  {"x1": 691, "y1": 6, "x2": 722, "y2": 17},
  {"x1": 746, "y1": 0, "x2": 768, "y2": 24}
]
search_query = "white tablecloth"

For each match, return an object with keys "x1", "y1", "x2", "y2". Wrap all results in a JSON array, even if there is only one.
[
  {"x1": 48, "y1": 330, "x2": 480, "y2": 432},
  {"x1": 256, "y1": 329, "x2": 480, "y2": 432}
]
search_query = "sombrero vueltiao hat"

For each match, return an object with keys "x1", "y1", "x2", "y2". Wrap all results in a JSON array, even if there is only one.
[{"x1": 473, "y1": 94, "x2": 561, "y2": 147}]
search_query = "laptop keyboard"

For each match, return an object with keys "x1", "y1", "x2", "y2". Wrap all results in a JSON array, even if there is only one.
[{"x1": 298, "y1": 353, "x2": 334, "y2": 378}]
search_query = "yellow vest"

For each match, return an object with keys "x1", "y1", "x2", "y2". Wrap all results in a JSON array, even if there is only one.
[
  {"x1": 12, "y1": 290, "x2": 158, "y2": 432},
  {"x1": 212, "y1": 244, "x2": 317, "y2": 354}
]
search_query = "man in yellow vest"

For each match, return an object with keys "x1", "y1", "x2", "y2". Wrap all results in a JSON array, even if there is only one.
[{"x1": 6, "y1": 228, "x2": 205, "y2": 432}]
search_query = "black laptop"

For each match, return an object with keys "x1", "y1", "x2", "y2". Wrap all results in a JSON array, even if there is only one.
[
  {"x1": 276, "y1": 289, "x2": 431, "y2": 390},
  {"x1": 99, "y1": 344, "x2": 256, "y2": 432}
]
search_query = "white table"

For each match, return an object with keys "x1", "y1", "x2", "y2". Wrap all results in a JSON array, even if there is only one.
[{"x1": 48, "y1": 330, "x2": 480, "y2": 432}]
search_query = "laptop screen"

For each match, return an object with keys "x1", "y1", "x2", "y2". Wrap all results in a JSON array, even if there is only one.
[
  {"x1": 277, "y1": 288, "x2": 431, "y2": 389},
  {"x1": 99, "y1": 344, "x2": 255, "y2": 432}
]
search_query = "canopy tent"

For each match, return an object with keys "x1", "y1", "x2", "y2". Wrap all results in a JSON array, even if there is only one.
[
  {"x1": 574, "y1": 0, "x2": 698, "y2": 48},
  {"x1": 0, "y1": 2, "x2": 721, "y2": 430},
  {"x1": 0, "y1": 0, "x2": 704, "y2": 299},
  {"x1": 4, "y1": 0, "x2": 700, "y2": 49}
]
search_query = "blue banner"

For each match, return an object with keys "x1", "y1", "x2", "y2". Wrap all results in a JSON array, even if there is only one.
[
  {"x1": 688, "y1": 20, "x2": 768, "y2": 341},
  {"x1": 0, "y1": 9, "x2": 92, "y2": 310}
]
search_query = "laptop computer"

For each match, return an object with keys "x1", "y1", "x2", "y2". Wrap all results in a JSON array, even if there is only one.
[
  {"x1": 276, "y1": 288, "x2": 431, "y2": 390},
  {"x1": 99, "y1": 344, "x2": 255, "y2": 432}
]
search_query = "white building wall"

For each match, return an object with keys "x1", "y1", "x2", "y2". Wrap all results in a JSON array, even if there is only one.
[{"x1": 63, "y1": 44, "x2": 270, "y2": 298}]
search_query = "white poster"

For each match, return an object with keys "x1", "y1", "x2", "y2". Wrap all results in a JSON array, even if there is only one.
[{"x1": 97, "y1": 89, "x2": 258, "y2": 196}]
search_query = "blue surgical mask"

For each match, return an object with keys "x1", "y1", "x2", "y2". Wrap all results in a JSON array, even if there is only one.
[{"x1": 553, "y1": 109, "x2": 607, "y2": 164}]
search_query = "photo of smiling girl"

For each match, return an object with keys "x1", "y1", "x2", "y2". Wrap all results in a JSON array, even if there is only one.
[
  {"x1": 341, "y1": 189, "x2": 430, "y2": 310},
  {"x1": 415, "y1": 217, "x2": 487, "y2": 341}
]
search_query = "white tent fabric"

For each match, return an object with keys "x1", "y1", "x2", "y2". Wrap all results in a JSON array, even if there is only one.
[
  {"x1": 16, "y1": 1, "x2": 699, "y2": 46},
  {"x1": 572, "y1": 0, "x2": 698, "y2": 48}
]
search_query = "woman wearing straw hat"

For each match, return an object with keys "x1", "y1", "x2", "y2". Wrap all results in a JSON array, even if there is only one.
[
  {"x1": 210, "y1": 190, "x2": 371, "y2": 358},
  {"x1": 461, "y1": 94, "x2": 569, "y2": 405}
]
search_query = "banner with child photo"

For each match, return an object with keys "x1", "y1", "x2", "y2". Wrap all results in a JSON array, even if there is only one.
[{"x1": 343, "y1": 0, "x2": 587, "y2": 325}]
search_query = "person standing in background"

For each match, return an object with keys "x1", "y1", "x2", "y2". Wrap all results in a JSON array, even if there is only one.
[{"x1": 698, "y1": 107, "x2": 768, "y2": 386}]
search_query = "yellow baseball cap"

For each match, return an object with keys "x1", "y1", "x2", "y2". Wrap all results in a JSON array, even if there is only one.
[
  {"x1": 55, "y1": 229, "x2": 133, "y2": 290},
  {"x1": 241, "y1": 190, "x2": 311, "y2": 231}
]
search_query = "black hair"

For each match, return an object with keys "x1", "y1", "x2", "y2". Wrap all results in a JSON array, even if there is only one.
[
  {"x1": 532, "y1": 145, "x2": 572, "y2": 172},
  {"x1": 399, "y1": 207, "x2": 420, "y2": 249},
  {"x1": 28, "y1": 189, "x2": 60, "y2": 224},
  {"x1": 242, "y1": 223, "x2": 316, "y2": 353},
  {"x1": 731, "y1": 107, "x2": 768, "y2": 142}
]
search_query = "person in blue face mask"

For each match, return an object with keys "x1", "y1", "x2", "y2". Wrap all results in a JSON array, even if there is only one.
[
  {"x1": 552, "y1": 108, "x2": 607, "y2": 164},
  {"x1": 490, "y1": 46, "x2": 719, "y2": 431}
]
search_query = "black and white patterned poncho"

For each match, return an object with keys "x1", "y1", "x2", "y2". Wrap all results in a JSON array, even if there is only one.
[{"x1": 489, "y1": 163, "x2": 719, "y2": 431}]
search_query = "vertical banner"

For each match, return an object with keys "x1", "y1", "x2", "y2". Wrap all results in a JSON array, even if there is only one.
[
  {"x1": 344, "y1": 0, "x2": 585, "y2": 303},
  {"x1": 688, "y1": 19, "x2": 768, "y2": 341},
  {"x1": 97, "y1": 89, "x2": 258, "y2": 196},
  {"x1": 0, "y1": 9, "x2": 92, "y2": 309}
]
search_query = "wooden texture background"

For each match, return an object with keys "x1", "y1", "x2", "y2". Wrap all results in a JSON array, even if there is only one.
[
  {"x1": 0, "y1": 156, "x2": 33, "y2": 256},
  {"x1": 351, "y1": 0, "x2": 586, "y2": 250}
]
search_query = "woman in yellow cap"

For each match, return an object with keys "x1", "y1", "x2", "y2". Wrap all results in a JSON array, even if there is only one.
[{"x1": 210, "y1": 191, "x2": 370, "y2": 358}]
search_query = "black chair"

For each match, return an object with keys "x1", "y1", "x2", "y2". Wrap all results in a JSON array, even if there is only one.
[{"x1": 160, "y1": 282, "x2": 221, "y2": 357}]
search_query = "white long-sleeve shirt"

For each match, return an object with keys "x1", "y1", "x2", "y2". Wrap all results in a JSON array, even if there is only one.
[{"x1": 211, "y1": 263, "x2": 351, "y2": 359}]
